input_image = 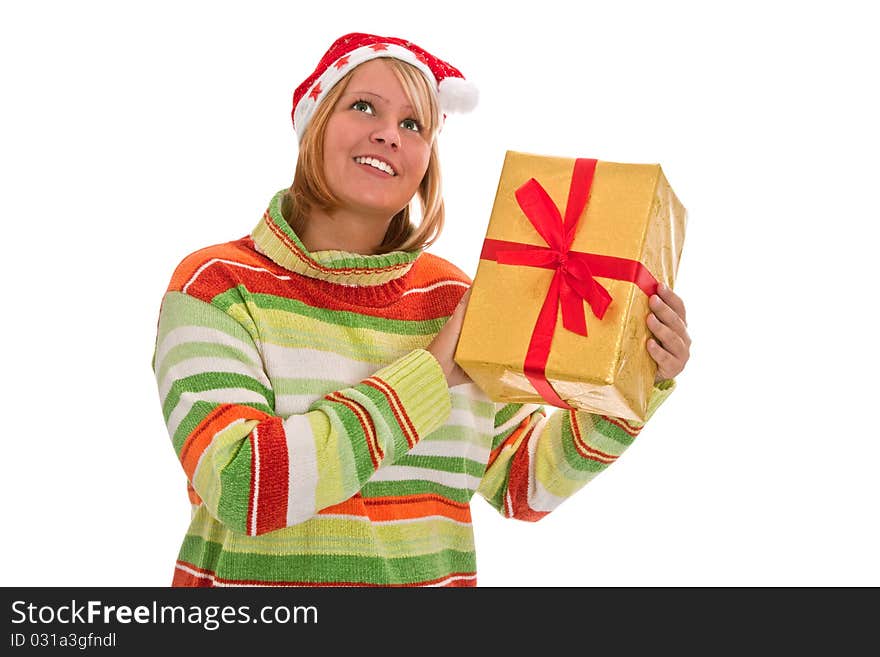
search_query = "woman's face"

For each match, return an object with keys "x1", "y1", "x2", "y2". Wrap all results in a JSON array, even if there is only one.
[{"x1": 322, "y1": 58, "x2": 432, "y2": 220}]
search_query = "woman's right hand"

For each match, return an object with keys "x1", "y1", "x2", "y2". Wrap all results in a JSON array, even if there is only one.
[{"x1": 426, "y1": 288, "x2": 473, "y2": 388}]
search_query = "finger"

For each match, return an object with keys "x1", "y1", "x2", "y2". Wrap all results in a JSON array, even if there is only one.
[
  {"x1": 647, "y1": 338, "x2": 679, "y2": 378},
  {"x1": 649, "y1": 293, "x2": 690, "y2": 347},
  {"x1": 455, "y1": 288, "x2": 471, "y2": 314},
  {"x1": 656, "y1": 283, "x2": 687, "y2": 325},
  {"x1": 647, "y1": 312, "x2": 689, "y2": 361}
]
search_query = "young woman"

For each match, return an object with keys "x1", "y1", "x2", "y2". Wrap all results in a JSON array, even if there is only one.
[{"x1": 151, "y1": 32, "x2": 691, "y2": 587}]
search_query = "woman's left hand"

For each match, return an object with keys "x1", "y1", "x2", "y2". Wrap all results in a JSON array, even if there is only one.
[{"x1": 646, "y1": 283, "x2": 690, "y2": 383}]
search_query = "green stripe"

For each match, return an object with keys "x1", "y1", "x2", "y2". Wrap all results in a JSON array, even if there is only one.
[
  {"x1": 157, "y1": 341, "x2": 261, "y2": 383},
  {"x1": 493, "y1": 402, "x2": 523, "y2": 428},
  {"x1": 180, "y1": 534, "x2": 475, "y2": 585},
  {"x1": 592, "y1": 416, "x2": 638, "y2": 447},
  {"x1": 559, "y1": 413, "x2": 608, "y2": 473},
  {"x1": 362, "y1": 480, "x2": 472, "y2": 504},
  {"x1": 162, "y1": 372, "x2": 274, "y2": 422},
  {"x1": 274, "y1": 377, "x2": 349, "y2": 396},
  {"x1": 393, "y1": 454, "x2": 486, "y2": 478},
  {"x1": 222, "y1": 291, "x2": 445, "y2": 335},
  {"x1": 171, "y1": 401, "x2": 271, "y2": 453},
  {"x1": 314, "y1": 394, "x2": 379, "y2": 483},
  {"x1": 185, "y1": 513, "x2": 474, "y2": 559},
  {"x1": 217, "y1": 438, "x2": 253, "y2": 534}
]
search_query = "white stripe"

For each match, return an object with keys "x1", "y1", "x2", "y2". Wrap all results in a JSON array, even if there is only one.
[
  {"x1": 528, "y1": 476, "x2": 567, "y2": 513},
  {"x1": 175, "y1": 563, "x2": 215, "y2": 582},
  {"x1": 155, "y1": 326, "x2": 262, "y2": 372},
  {"x1": 158, "y1": 356, "x2": 271, "y2": 400},
  {"x1": 493, "y1": 403, "x2": 543, "y2": 436},
  {"x1": 167, "y1": 388, "x2": 269, "y2": 439},
  {"x1": 183, "y1": 258, "x2": 292, "y2": 294},
  {"x1": 368, "y1": 465, "x2": 481, "y2": 491},
  {"x1": 407, "y1": 439, "x2": 490, "y2": 464},
  {"x1": 425, "y1": 573, "x2": 478, "y2": 587},
  {"x1": 281, "y1": 414, "x2": 319, "y2": 525},
  {"x1": 400, "y1": 279, "x2": 470, "y2": 297},
  {"x1": 524, "y1": 413, "x2": 556, "y2": 512},
  {"x1": 448, "y1": 407, "x2": 495, "y2": 435},
  {"x1": 249, "y1": 426, "x2": 260, "y2": 536},
  {"x1": 276, "y1": 393, "x2": 322, "y2": 415},
  {"x1": 261, "y1": 344, "x2": 376, "y2": 380}
]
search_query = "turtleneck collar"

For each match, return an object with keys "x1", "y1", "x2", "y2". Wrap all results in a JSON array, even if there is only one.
[{"x1": 251, "y1": 189, "x2": 422, "y2": 287}]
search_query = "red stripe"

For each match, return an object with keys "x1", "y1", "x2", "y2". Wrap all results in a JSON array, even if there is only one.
[
  {"x1": 505, "y1": 424, "x2": 548, "y2": 522},
  {"x1": 175, "y1": 238, "x2": 469, "y2": 319},
  {"x1": 599, "y1": 414, "x2": 643, "y2": 437},
  {"x1": 172, "y1": 561, "x2": 476, "y2": 587},
  {"x1": 568, "y1": 410, "x2": 618, "y2": 464},
  {"x1": 363, "y1": 376, "x2": 418, "y2": 449},
  {"x1": 326, "y1": 392, "x2": 382, "y2": 468},
  {"x1": 252, "y1": 418, "x2": 289, "y2": 536}
]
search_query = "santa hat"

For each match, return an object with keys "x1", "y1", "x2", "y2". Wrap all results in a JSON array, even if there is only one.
[{"x1": 291, "y1": 32, "x2": 478, "y2": 142}]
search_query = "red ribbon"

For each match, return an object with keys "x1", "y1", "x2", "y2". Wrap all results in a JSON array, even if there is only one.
[{"x1": 480, "y1": 158, "x2": 659, "y2": 410}]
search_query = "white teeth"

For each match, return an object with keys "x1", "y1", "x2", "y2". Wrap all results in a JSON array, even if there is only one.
[{"x1": 355, "y1": 157, "x2": 396, "y2": 176}]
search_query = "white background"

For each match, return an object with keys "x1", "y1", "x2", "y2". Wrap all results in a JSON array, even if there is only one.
[{"x1": 2, "y1": 0, "x2": 878, "y2": 587}]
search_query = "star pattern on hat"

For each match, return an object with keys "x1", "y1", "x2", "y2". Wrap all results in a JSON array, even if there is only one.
[{"x1": 291, "y1": 33, "x2": 477, "y2": 141}]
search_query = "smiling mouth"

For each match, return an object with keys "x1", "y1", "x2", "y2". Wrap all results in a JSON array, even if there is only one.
[{"x1": 353, "y1": 156, "x2": 397, "y2": 176}]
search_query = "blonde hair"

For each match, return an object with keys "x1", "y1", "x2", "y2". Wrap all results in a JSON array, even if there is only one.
[{"x1": 284, "y1": 58, "x2": 445, "y2": 254}]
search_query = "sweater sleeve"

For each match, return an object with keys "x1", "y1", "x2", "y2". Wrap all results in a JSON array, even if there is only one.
[
  {"x1": 152, "y1": 291, "x2": 452, "y2": 536},
  {"x1": 476, "y1": 380, "x2": 675, "y2": 520}
]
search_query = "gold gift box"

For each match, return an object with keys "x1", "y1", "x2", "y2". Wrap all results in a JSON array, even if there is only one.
[{"x1": 454, "y1": 150, "x2": 687, "y2": 422}]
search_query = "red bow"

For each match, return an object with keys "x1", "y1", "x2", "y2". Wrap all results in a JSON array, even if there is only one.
[{"x1": 480, "y1": 158, "x2": 658, "y2": 410}]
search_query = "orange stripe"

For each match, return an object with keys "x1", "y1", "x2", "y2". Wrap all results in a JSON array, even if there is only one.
[
  {"x1": 362, "y1": 497, "x2": 472, "y2": 523},
  {"x1": 326, "y1": 391, "x2": 382, "y2": 468},
  {"x1": 186, "y1": 481, "x2": 203, "y2": 506},
  {"x1": 486, "y1": 416, "x2": 532, "y2": 468},
  {"x1": 318, "y1": 494, "x2": 471, "y2": 523},
  {"x1": 179, "y1": 404, "x2": 270, "y2": 481},
  {"x1": 318, "y1": 497, "x2": 369, "y2": 517},
  {"x1": 363, "y1": 376, "x2": 417, "y2": 448}
]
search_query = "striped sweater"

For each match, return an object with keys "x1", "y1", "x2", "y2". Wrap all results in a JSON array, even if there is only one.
[{"x1": 151, "y1": 189, "x2": 675, "y2": 587}]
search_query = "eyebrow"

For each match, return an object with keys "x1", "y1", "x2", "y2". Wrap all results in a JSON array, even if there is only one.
[{"x1": 347, "y1": 90, "x2": 413, "y2": 112}]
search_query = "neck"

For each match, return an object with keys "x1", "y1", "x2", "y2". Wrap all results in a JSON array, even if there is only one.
[{"x1": 300, "y1": 206, "x2": 394, "y2": 255}]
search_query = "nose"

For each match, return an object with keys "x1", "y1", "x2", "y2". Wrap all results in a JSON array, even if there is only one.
[{"x1": 370, "y1": 120, "x2": 400, "y2": 150}]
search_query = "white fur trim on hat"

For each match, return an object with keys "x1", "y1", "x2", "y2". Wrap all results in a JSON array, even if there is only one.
[{"x1": 438, "y1": 77, "x2": 479, "y2": 114}]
